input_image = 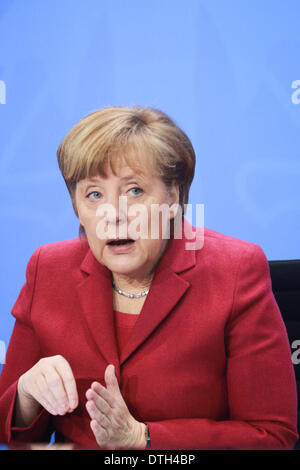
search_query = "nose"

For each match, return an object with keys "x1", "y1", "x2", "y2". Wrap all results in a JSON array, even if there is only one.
[
  {"x1": 104, "y1": 194, "x2": 127, "y2": 225},
  {"x1": 95, "y1": 194, "x2": 129, "y2": 242}
]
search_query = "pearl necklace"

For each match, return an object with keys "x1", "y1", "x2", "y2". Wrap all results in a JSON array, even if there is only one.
[{"x1": 112, "y1": 281, "x2": 149, "y2": 299}]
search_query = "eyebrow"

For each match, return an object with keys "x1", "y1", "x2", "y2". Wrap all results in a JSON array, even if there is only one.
[{"x1": 86, "y1": 175, "x2": 143, "y2": 183}]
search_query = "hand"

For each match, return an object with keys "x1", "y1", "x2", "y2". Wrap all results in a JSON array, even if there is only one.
[
  {"x1": 18, "y1": 355, "x2": 79, "y2": 416},
  {"x1": 85, "y1": 364, "x2": 147, "y2": 449}
]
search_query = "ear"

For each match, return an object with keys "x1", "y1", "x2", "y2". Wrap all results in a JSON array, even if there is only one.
[
  {"x1": 167, "y1": 183, "x2": 180, "y2": 220},
  {"x1": 167, "y1": 182, "x2": 179, "y2": 204}
]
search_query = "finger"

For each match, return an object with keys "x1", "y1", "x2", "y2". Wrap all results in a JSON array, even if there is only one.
[
  {"x1": 54, "y1": 358, "x2": 78, "y2": 410},
  {"x1": 86, "y1": 388, "x2": 124, "y2": 430},
  {"x1": 35, "y1": 374, "x2": 58, "y2": 415},
  {"x1": 85, "y1": 388, "x2": 112, "y2": 418},
  {"x1": 85, "y1": 400, "x2": 110, "y2": 429},
  {"x1": 104, "y1": 365, "x2": 120, "y2": 394},
  {"x1": 90, "y1": 419, "x2": 109, "y2": 446},
  {"x1": 90, "y1": 382, "x2": 115, "y2": 408},
  {"x1": 43, "y1": 368, "x2": 70, "y2": 414}
]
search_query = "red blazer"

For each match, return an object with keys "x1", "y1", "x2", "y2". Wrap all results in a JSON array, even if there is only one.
[{"x1": 0, "y1": 220, "x2": 298, "y2": 449}]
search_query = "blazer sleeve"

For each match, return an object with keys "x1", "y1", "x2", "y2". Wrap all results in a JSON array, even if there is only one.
[
  {"x1": 0, "y1": 247, "x2": 53, "y2": 444},
  {"x1": 145, "y1": 244, "x2": 299, "y2": 450}
]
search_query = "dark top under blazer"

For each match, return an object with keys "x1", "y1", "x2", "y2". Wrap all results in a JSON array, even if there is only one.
[{"x1": 0, "y1": 219, "x2": 298, "y2": 449}]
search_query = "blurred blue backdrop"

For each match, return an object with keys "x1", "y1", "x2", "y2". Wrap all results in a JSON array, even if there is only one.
[{"x1": 1, "y1": 0, "x2": 300, "y2": 362}]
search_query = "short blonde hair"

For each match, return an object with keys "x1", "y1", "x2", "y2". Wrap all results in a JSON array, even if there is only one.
[{"x1": 57, "y1": 106, "x2": 196, "y2": 237}]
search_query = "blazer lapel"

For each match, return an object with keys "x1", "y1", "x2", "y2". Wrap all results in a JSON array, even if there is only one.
[
  {"x1": 120, "y1": 217, "x2": 201, "y2": 365},
  {"x1": 119, "y1": 268, "x2": 191, "y2": 365},
  {"x1": 77, "y1": 249, "x2": 120, "y2": 373}
]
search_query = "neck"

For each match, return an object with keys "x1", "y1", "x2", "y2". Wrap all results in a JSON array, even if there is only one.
[
  {"x1": 111, "y1": 238, "x2": 170, "y2": 294},
  {"x1": 111, "y1": 271, "x2": 154, "y2": 294}
]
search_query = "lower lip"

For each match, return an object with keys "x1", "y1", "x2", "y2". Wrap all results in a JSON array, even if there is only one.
[{"x1": 106, "y1": 241, "x2": 135, "y2": 254}]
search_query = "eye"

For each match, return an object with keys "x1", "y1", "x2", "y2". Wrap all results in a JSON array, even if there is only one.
[
  {"x1": 86, "y1": 191, "x2": 101, "y2": 200},
  {"x1": 128, "y1": 187, "x2": 143, "y2": 197}
]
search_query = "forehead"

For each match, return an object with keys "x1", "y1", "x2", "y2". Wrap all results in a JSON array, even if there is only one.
[{"x1": 78, "y1": 164, "x2": 149, "y2": 186}]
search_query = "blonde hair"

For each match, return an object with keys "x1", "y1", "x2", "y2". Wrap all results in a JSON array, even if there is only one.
[{"x1": 57, "y1": 106, "x2": 196, "y2": 237}]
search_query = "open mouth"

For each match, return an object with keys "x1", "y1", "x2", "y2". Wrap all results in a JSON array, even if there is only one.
[{"x1": 106, "y1": 239, "x2": 135, "y2": 246}]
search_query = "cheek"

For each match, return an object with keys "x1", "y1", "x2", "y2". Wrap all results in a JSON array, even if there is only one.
[
  {"x1": 147, "y1": 206, "x2": 170, "y2": 238},
  {"x1": 80, "y1": 216, "x2": 96, "y2": 237},
  {"x1": 77, "y1": 203, "x2": 98, "y2": 233},
  {"x1": 85, "y1": 227, "x2": 107, "y2": 262},
  {"x1": 138, "y1": 237, "x2": 164, "y2": 261}
]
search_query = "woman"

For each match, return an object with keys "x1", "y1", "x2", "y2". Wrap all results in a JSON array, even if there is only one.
[{"x1": 0, "y1": 106, "x2": 298, "y2": 449}]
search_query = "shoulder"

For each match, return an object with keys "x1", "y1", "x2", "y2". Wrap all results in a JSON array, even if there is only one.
[
  {"x1": 202, "y1": 227, "x2": 266, "y2": 257},
  {"x1": 11, "y1": 238, "x2": 90, "y2": 323},
  {"x1": 38, "y1": 236, "x2": 89, "y2": 257},
  {"x1": 190, "y1": 228, "x2": 273, "y2": 319},
  {"x1": 203, "y1": 227, "x2": 258, "y2": 251},
  {"x1": 30, "y1": 237, "x2": 90, "y2": 273},
  {"x1": 195, "y1": 227, "x2": 268, "y2": 275}
]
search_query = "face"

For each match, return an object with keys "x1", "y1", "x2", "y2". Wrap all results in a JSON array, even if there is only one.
[{"x1": 75, "y1": 159, "x2": 179, "y2": 281}]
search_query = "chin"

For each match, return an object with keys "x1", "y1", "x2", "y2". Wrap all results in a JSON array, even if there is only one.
[{"x1": 105, "y1": 258, "x2": 142, "y2": 275}]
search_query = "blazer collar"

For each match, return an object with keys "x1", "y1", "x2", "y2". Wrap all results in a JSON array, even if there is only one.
[{"x1": 77, "y1": 217, "x2": 202, "y2": 374}]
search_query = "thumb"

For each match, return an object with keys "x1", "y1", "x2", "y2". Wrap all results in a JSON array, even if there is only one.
[{"x1": 104, "y1": 364, "x2": 120, "y2": 394}]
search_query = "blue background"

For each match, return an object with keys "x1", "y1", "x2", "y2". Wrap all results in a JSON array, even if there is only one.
[{"x1": 0, "y1": 0, "x2": 300, "y2": 363}]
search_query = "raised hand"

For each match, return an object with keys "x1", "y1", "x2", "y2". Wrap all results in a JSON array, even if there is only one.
[{"x1": 85, "y1": 364, "x2": 146, "y2": 449}]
